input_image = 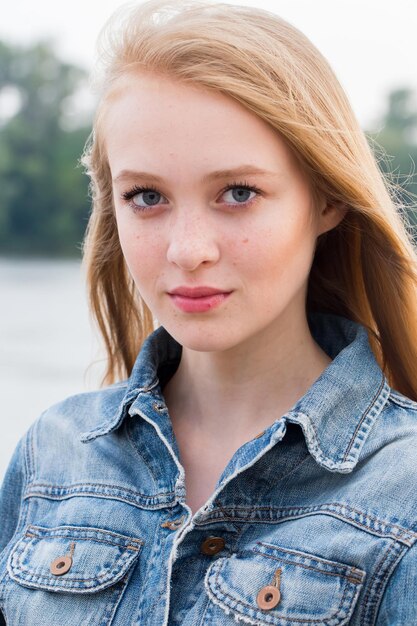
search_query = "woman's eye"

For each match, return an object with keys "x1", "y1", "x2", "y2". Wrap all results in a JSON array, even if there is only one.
[
  {"x1": 134, "y1": 188, "x2": 164, "y2": 207},
  {"x1": 121, "y1": 186, "x2": 167, "y2": 212},
  {"x1": 221, "y1": 186, "x2": 258, "y2": 205}
]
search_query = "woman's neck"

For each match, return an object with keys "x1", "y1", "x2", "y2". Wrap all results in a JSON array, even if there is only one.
[{"x1": 163, "y1": 310, "x2": 332, "y2": 446}]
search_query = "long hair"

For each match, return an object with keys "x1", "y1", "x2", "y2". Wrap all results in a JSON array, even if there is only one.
[{"x1": 80, "y1": 0, "x2": 417, "y2": 399}]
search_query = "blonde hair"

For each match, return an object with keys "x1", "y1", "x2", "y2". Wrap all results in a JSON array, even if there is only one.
[{"x1": 81, "y1": 0, "x2": 417, "y2": 399}]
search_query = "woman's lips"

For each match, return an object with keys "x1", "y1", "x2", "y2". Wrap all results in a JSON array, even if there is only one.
[{"x1": 167, "y1": 288, "x2": 232, "y2": 312}]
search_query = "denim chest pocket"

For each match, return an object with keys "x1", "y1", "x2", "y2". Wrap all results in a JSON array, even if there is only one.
[
  {"x1": 205, "y1": 542, "x2": 366, "y2": 625},
  {"x1": 4, "y1": 525, "x2": 143, "y2": 625}
]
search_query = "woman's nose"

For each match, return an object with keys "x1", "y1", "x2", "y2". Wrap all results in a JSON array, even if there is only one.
[{"x1": 166, "y1": 211, "x2": 220, "y2": 271}]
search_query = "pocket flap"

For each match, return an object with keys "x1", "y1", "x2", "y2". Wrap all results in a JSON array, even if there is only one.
[
  {"x1": 7, "y1": 525, "x2": 143, "y2": 593},
  {"x1": 205, "y1": 542, "x2": 366, "y2": 625}
]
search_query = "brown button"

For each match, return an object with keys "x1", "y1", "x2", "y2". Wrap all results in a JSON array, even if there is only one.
[
  {"x1": 50, "y1": 555, "x2": 73, "y2": 575},
  {"x1": 200, "y1": 536, "x2": 225, "y2": 555},
  {"x1": 256, "y1": 584, "x2": 281, "y2": 610}
]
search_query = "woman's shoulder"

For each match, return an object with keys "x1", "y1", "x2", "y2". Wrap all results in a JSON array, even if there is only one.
[
  {"x1": 370, "y1": 385, "x2": 417, "y2": 453},
  {"x1": 386, "y1": 387, "x2": 417, "y2": 413},
  {"x1": 356, "y1": 387, "x2": 417, "y2": 526},
  {"x1": 33, "y1": 380, "x2": 130, "y2": 442},
  {"x1": 380, "y1": 386, "x2": 417, "y2": 440},
  {"x1": 7, "y1": 381, "x2": 135, "y2": 504}
]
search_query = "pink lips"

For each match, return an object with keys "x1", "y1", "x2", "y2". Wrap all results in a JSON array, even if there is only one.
[{"x1": 167, "y1": 286, "x2": 232, "y2": 312}]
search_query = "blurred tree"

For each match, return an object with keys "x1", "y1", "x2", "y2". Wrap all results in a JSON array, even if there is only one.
[
  {"x1": 0, "y1": 39, "x2": 92, "y2": 256},
  {"x1": 367, "y1": 88, "x2": 417, "y2": 230}
]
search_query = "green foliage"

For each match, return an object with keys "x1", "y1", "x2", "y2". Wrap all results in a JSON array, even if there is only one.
[
  {"x1": 0, "y1": 39, "x2": 92, "y2": 256},
  {"x1": 366, "y1": 88, "x2": 417, "y2": 228}
]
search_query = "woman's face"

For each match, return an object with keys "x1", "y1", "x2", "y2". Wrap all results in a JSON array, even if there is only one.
[{"x1": 105, "y1": 72, "x2": 342, "y2": 352}]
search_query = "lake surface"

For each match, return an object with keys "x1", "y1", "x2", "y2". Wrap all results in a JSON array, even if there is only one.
[{"x1": 0, "y1": 258, "x2": 105, "y2": 480}]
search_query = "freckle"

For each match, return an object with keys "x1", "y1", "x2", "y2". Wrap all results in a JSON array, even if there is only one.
[{"x1": 242, "y1": 238, "x2": 249, "y2": 244}]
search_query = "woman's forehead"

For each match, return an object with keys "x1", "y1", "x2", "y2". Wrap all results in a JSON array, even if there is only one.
[{"x1": 102, "y1": 73, "x2": 304, "y2": 178}]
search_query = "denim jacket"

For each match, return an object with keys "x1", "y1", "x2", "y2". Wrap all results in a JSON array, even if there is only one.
[{"x1": 1, "y1": 312, "x2": 417, "y2": 625}]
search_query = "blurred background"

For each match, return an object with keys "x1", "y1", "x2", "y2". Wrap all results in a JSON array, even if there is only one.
[{"x1": 1, "y1": 0, "x2": 417, "y2": 479}]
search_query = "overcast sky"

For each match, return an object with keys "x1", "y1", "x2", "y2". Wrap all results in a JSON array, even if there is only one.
[{"x1": 1, "y1": 0, "x2": 417, "y2": 129}]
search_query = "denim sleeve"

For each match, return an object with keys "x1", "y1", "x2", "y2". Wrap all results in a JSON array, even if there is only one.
[
  {"x1": 376, "y1": 542, "x2": 417, "y2": 623},
  {"x1": 0, "y1": 434, "x2": 27, "y2": 557}
]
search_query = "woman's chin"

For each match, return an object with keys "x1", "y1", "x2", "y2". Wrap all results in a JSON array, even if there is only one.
[{"x1": 162, "y1": 323, "x2": 243, "y2": 353}]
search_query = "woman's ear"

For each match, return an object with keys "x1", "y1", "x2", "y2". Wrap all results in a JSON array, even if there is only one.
[{"x1": 317, "y1": 199, "x2": 348, "y2": 236}]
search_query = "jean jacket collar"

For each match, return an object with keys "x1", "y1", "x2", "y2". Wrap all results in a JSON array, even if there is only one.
[{"x1": 80, "y1": 312, "x2": 390, "y2": 473}]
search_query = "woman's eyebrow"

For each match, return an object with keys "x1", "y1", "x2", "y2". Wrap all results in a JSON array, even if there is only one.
[{"x1": 113, "y1": 165, "x2": 279, "y2": 184}]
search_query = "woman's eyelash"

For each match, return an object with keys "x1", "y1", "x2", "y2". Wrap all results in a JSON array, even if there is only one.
[
  {"x1": 121, "y1": 184, "x2": 159, "y2": 202},
  {"x1": 120, "y1": 180, "x2": 262, "y2": 211},
  {"x1": 223, "y1": 180, "x2": 263, "y2": 199}
]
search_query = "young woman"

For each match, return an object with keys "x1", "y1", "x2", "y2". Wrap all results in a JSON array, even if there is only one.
[{"x1": 1, "y1": 1, "x2": 417, "y2": 624}]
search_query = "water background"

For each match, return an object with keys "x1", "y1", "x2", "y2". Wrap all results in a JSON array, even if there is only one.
[{"x1": 0, "y1": 258, "x2": 105, "y2": 480}]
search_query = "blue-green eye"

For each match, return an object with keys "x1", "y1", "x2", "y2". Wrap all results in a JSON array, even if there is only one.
[
  {"x1": 222, "y1": 186, "x2": 256, "y2": 204},
  {"x1": 222, "y1": 183, "x2": 261, "y2": 204},
  {"x1": 136, "y1": 189, "x2": 161, "y2": 206},
  {"x1": 121, "y1": 185, "x2": 167, "y2": 212}
]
